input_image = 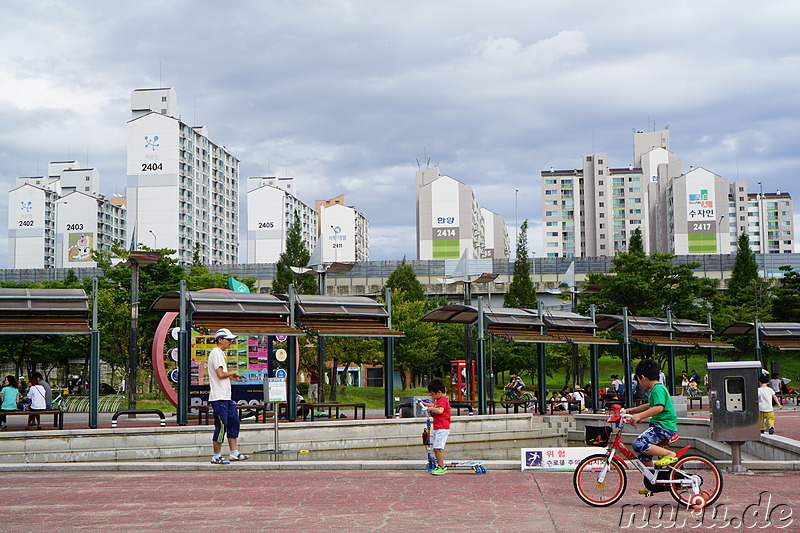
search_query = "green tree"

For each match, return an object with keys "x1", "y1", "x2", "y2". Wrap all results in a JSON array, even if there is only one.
[
  {"x1": 578, "y1": 251, "x2": 718, "y2": 321},
  {"x1": 725, "y1": 233, "x2": 771, "y2": 315},
  {"x1": 504, "y1": 220, "x2": 536, "y2": 308},
  {"x1": 391, "y1": 297, "x2": 441, "y2": 388},
  {"x1": 628, "y1": 227, "x2": 644, "y2": 255},
  {"x1": 383, "y1": 258, "x2": 425, "y2": 301},
  {"x1": 273, "y1": 211, "x2": 317, "y2": 295},
  {"x1": 773, "y1": 266, "x2": 800, "y2": 322}
]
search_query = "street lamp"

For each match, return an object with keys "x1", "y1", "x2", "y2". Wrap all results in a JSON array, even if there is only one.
[
  {"x1": 515, "y1": 188, "x2": 519, "y2": 257},
  {"x1": 148, "y1": 230, "x2": 157, "y2": 249},
  {"x1": 718, "y1": 215, "x2": 725, "y2": 281},
  {"x1": 758, "y1": 181, "x2": 767, "y2": 279}
]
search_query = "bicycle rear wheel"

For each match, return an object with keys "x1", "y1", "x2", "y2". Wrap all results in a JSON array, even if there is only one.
[
  {"x1": 668, "y1": 454, "x2": 723, "y2": 508},
  {"x1": 520, "y1": 392, "x2": 535, "y2": 409},
  {"x1": 573, "y1": 454, "x2": 627, "y2": 507}
]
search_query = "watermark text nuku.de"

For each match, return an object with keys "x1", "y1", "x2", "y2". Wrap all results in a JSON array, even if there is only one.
[{"x1": 619, "y1": 491, "x2": 793, "y2": 529}]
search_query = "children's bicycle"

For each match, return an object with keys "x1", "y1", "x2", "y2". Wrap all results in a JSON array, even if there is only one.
[{"x1": 572, "y1": 405, "x2": 723, "y2": 509}]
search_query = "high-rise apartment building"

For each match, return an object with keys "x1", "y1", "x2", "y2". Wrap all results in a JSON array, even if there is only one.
[
  {"x1": 541, "y1": 129, "x2": 794, "y2": 257},
  {"x1": 8, "y1": 161, "x2": 126, "y2": 268},
  {"x1": 480, "y1": 207, "x2": 510, "y2": 259},
  {"x1": 126, "y1": 88, "x2": 239, "y2": 265},
  {"x1": 316, "y1": 195, "x2": 369, "y2": 263},
  {"x1": 416, "y1": 167, "x2": 496, "y2": 260},
  {"x1": 246, "y1": 176, "x2": 317, "y2": 263}
]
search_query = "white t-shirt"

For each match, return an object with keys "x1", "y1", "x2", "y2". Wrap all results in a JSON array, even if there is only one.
[
  {"x1": 28, "y1": 384, "x2": 47, "y2": 410},
  {"x1": 207, "y1": 346, "x2": 231, "y2": 402},
  {"x1": 758, "y1": 386, "x2": 775, "y2": 412},
  {"x1": 769, "y1": 379, "x2": 782, "y2": 394}
]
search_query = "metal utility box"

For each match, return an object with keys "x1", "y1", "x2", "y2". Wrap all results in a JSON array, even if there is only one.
[{"x1": 707, "y1": 361, "x2": 761, "y2": 442}]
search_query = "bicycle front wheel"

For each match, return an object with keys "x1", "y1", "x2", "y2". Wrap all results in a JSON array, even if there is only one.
[
  {"x1": 499, "y1": 392, "x2": 514, "y2": 409},
  {"x1": 573, "y1": 454, "x2": 628, "y2": 507},
  {"x1": 668, "y1": 454, "x2": 723, "y2": 508},
  {"x1": 521, "y1": 392, "x2": 535, "y2": 409}
]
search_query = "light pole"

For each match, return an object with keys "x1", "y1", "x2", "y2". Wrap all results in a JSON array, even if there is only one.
[
  {"x1": 718, "y1": 215, "x2": 725, "y2": 281},
  {"x1": 515, "y1": 189, "x2": 519, "y2": 257},
  {"x1": 148, "y1": 230, "x2": 157, "y2": 249},
  {"x1": 758, "y1": 181, "x2": 767, "y2": 279}
]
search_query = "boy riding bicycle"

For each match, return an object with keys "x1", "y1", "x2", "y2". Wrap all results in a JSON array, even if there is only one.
[
  {"x1": 505, "y1": 372, "x2": 525, "y2": 399},
  {"x1": 626, "y1": 359, "x2": 678, "y2": 471}
]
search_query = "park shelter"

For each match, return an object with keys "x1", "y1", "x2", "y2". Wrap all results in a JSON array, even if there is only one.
[
  {"x1": 420, "y1": 304, "x2": 614, "y2": 414},
  {"x1": 720, "y1": 321, "x2": 800, "y2": 362},
  {"x1": 276, "y1": 294, "x2": 404, "y2": 418},
  {"x1": 0, "y1": 287, "x2": 101, "y2": 427},
  {"x1": 596, "y1": 313, "x2": 732, "y2": 401},
  {"x1": 149, "y1": 288, "x2": 305, "y2": 424}
]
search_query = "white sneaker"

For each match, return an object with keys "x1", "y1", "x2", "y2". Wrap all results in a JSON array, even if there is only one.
[{"x1": 229, "y1": 453, "x2": 250, "y2": 461}]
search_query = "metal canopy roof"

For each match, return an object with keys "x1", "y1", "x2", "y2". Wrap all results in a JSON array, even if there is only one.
[
  {"x1": 720, "y1": 321, "x2": 800, "y2": 350},
  {"x1": 596, "y1": 314, "x2": 731, "y2": 348},
  {"x1": 149, "y1": 291, "x2": 304, "y2": 336},
  {"x1": 0, "y1": 288, "x2": 90, "y2": 334},
  {"x1": 278, "y1": 295, "x2": 404, "y2": 338},
  {"x1": 420, "y1": 305, "x2": 614, "y2": 344}
]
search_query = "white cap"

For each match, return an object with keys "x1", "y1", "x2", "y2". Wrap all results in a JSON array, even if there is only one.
[{"x1": 214, "y1": 328, "x2": 237, "y2": 340}]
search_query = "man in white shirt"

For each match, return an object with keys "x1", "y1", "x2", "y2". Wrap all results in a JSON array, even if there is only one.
[{"x1": 208, "y1": 328, "x2": 249, "y2": 464}]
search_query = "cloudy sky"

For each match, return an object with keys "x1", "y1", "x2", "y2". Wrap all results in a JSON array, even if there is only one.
[{"x1": 2, "y1": 0, "x2": 799, "y2": 265}]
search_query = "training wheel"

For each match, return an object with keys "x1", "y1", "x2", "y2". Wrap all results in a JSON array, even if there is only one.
[
  {"x1": 689, "y1": 493, "x2": 707, "y2": 510},
  {"x1": 425, "y1": 462, "x2": 435, "y2": 472}
]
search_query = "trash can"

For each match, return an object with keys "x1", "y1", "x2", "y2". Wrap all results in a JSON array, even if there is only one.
[{"x1": 398, "y1": 396, "x2": 429, "y2": 418}]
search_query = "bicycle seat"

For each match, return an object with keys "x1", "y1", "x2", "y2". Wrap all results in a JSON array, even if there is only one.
[{"x1": 657, "y1": 433, "x2": 680, "y2": 447}]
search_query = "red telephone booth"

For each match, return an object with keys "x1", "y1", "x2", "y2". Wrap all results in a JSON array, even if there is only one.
[{"x1": 450, "y1": 360, "x2": 476, "y2": 401}]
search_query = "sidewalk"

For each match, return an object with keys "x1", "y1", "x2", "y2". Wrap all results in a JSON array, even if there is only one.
[{"x1": 1, "y1": 469, "x2": 798, "y2": 532}]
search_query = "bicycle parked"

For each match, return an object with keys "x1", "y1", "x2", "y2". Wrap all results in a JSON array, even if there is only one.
[{"x1": 573, "y1": 404, "x2": 723, "y2": 509}]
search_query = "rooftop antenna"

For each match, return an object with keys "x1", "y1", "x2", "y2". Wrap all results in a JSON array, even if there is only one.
[{"x1": 416, "y1": 158, "x2": 421, "y2": 171}]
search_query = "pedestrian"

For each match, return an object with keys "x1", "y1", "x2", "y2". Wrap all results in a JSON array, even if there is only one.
[
  {"x1": 30, "y1": 372, "x2": 52, "y2": 408},
  {"x1": 759, "y1": 372, "x2": 781, "y2": 435},
  {"x1": 420, "y1": 378, "x2": 451, "y2": 475},
  {"x1": 308, "y1": 367, "x2": 319, "y2": 401},
  {"x1": 208, "y1": 328, "x2": 249, "y2": 464},
  {"x1": 24, "y1": 374, "x2": 47, "y2": 429},
  {"x1": 1, "y1": 375, "x2": 20, "y2": 429},
  {"x1": 769, "y1": 373, "x2": 783, "y2": 395}
]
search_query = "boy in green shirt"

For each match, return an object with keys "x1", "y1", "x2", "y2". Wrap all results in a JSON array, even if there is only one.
[{"x1": 627, "y1": 359, "x2": 679, "y2": 468}]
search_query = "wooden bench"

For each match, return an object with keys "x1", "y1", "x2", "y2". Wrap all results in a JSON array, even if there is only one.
[
  {"x1": 450, "y1": 401, "x2": 476, "y2": 415},
  {"x1": 688, "y1": 397, "x2": 704, "y2": 410},
  {"x1": 191, "y1": 404, "x2": 272, "y2": 425},
  {"x1": 488, "y1": 399, "x2": 532, "y2": 414},
  {"x1": 777, "y1": 394, "x2": 800, "y2": 406},
  {"x1": 0, "y1": 409, "x2": 63, "y2": 430},
  {"x1": 301, "y1": 402, "x2": 366, "y2": 421}
]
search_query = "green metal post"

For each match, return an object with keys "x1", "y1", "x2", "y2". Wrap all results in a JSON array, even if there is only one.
[
  {"x1": 666, "y1": 309, "x2": 676, "y2": 396},
  {"x1": 287, "y1": 334, "x2": 297, "y2": 422},
  {"x1": 590, "y1": 304, "x2": 600, "y2": 413},
  {"x1": 384, "y1": 288, "x2": 395, "y2": 418},
  {"x1": 477, "y1": 297, "x2": 487, "y2": 415},
  {"x1": 89, "y1": 278, "x2": 100, "y2": 428},
  {"x1": 536, "y1": 301, "x2": 546, "y2": 415},
  {"x1": 622, "y1": 307, "x2": 633, "y2": 408}
]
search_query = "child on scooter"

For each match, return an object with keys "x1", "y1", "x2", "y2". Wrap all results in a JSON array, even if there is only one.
[{"x1": 420, "y1": 379, "x2": 451, "y2": 475}]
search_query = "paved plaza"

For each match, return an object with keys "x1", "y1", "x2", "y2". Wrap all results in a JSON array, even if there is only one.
[{"x1": 1, "y1": 469, "x2": 799, "y2": 532}]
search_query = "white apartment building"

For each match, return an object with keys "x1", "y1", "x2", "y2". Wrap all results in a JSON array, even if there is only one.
[
  {"x1": 416, "y1": 167, "x2": 487, "y2": 260},
  {"x1": 246, "y1": 176, "x2": 317, "y2": 263},
  {"x1": 317, "y1": 199, "x2": 369, "y2": 263},
  {"x1": 126, "y1": 88, "x2": 239, "y2": 265},
  {"x1": 8, "y1": 161, "x2": 125, "y2": 268},
  {"x1": 480, "y1": 207, "x2": 510, "y2": 260},
  {"x1": 541, "y1": 129, "x2": 794, "y2": 257}
]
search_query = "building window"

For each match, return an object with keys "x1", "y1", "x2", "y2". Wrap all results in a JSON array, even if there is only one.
[
  {"x1": 599, "y1": 224, "x2": 604, "y2": 229},
  {"x1": 598, "y1": 202, "x2": 604, "y2": 207},
  {"x1": 598, "y1": 170, "x2": 604, "y2": 175},
  {"x1": 545, "y1": 189, "x2": 557, "y2": 195},
  {"x1": 600, "y1": 244, "x2": 606, "y2": 250},
  {"x1": 162, "y1": 96, "x2": 167, "y2": 102},
  {"x1": 599, "y1": 213, "x2": 605, "y2": 218},
  {"x1": 629, "y1": 187, "x2": 640, "y2": 193},
  {"x1": 600, "y1": 234, "x2": 605, "y2": 239},
  {"x1": 599, "y1": 191, "x2": 604, "y2": 196},
  {"x1": 586, "y1": 156, "x2": 592, "y2": 162}
]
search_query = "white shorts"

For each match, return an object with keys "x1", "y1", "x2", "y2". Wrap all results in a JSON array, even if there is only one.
[{"x1": 432, "y1": 429, "x2": 450, "y2": 450}]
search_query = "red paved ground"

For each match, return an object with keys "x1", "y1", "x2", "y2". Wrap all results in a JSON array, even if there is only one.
[{"x1": 1, "y1": 469, "x2": 799, "y2": 532}]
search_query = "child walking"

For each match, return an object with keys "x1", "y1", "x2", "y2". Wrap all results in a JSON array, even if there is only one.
[
  {"x1": 759, "y1": 371, "x2": 781, "y2": 435},
  {"x1": 421, "y1": 379, "x2": 451, "y2": 475}
]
